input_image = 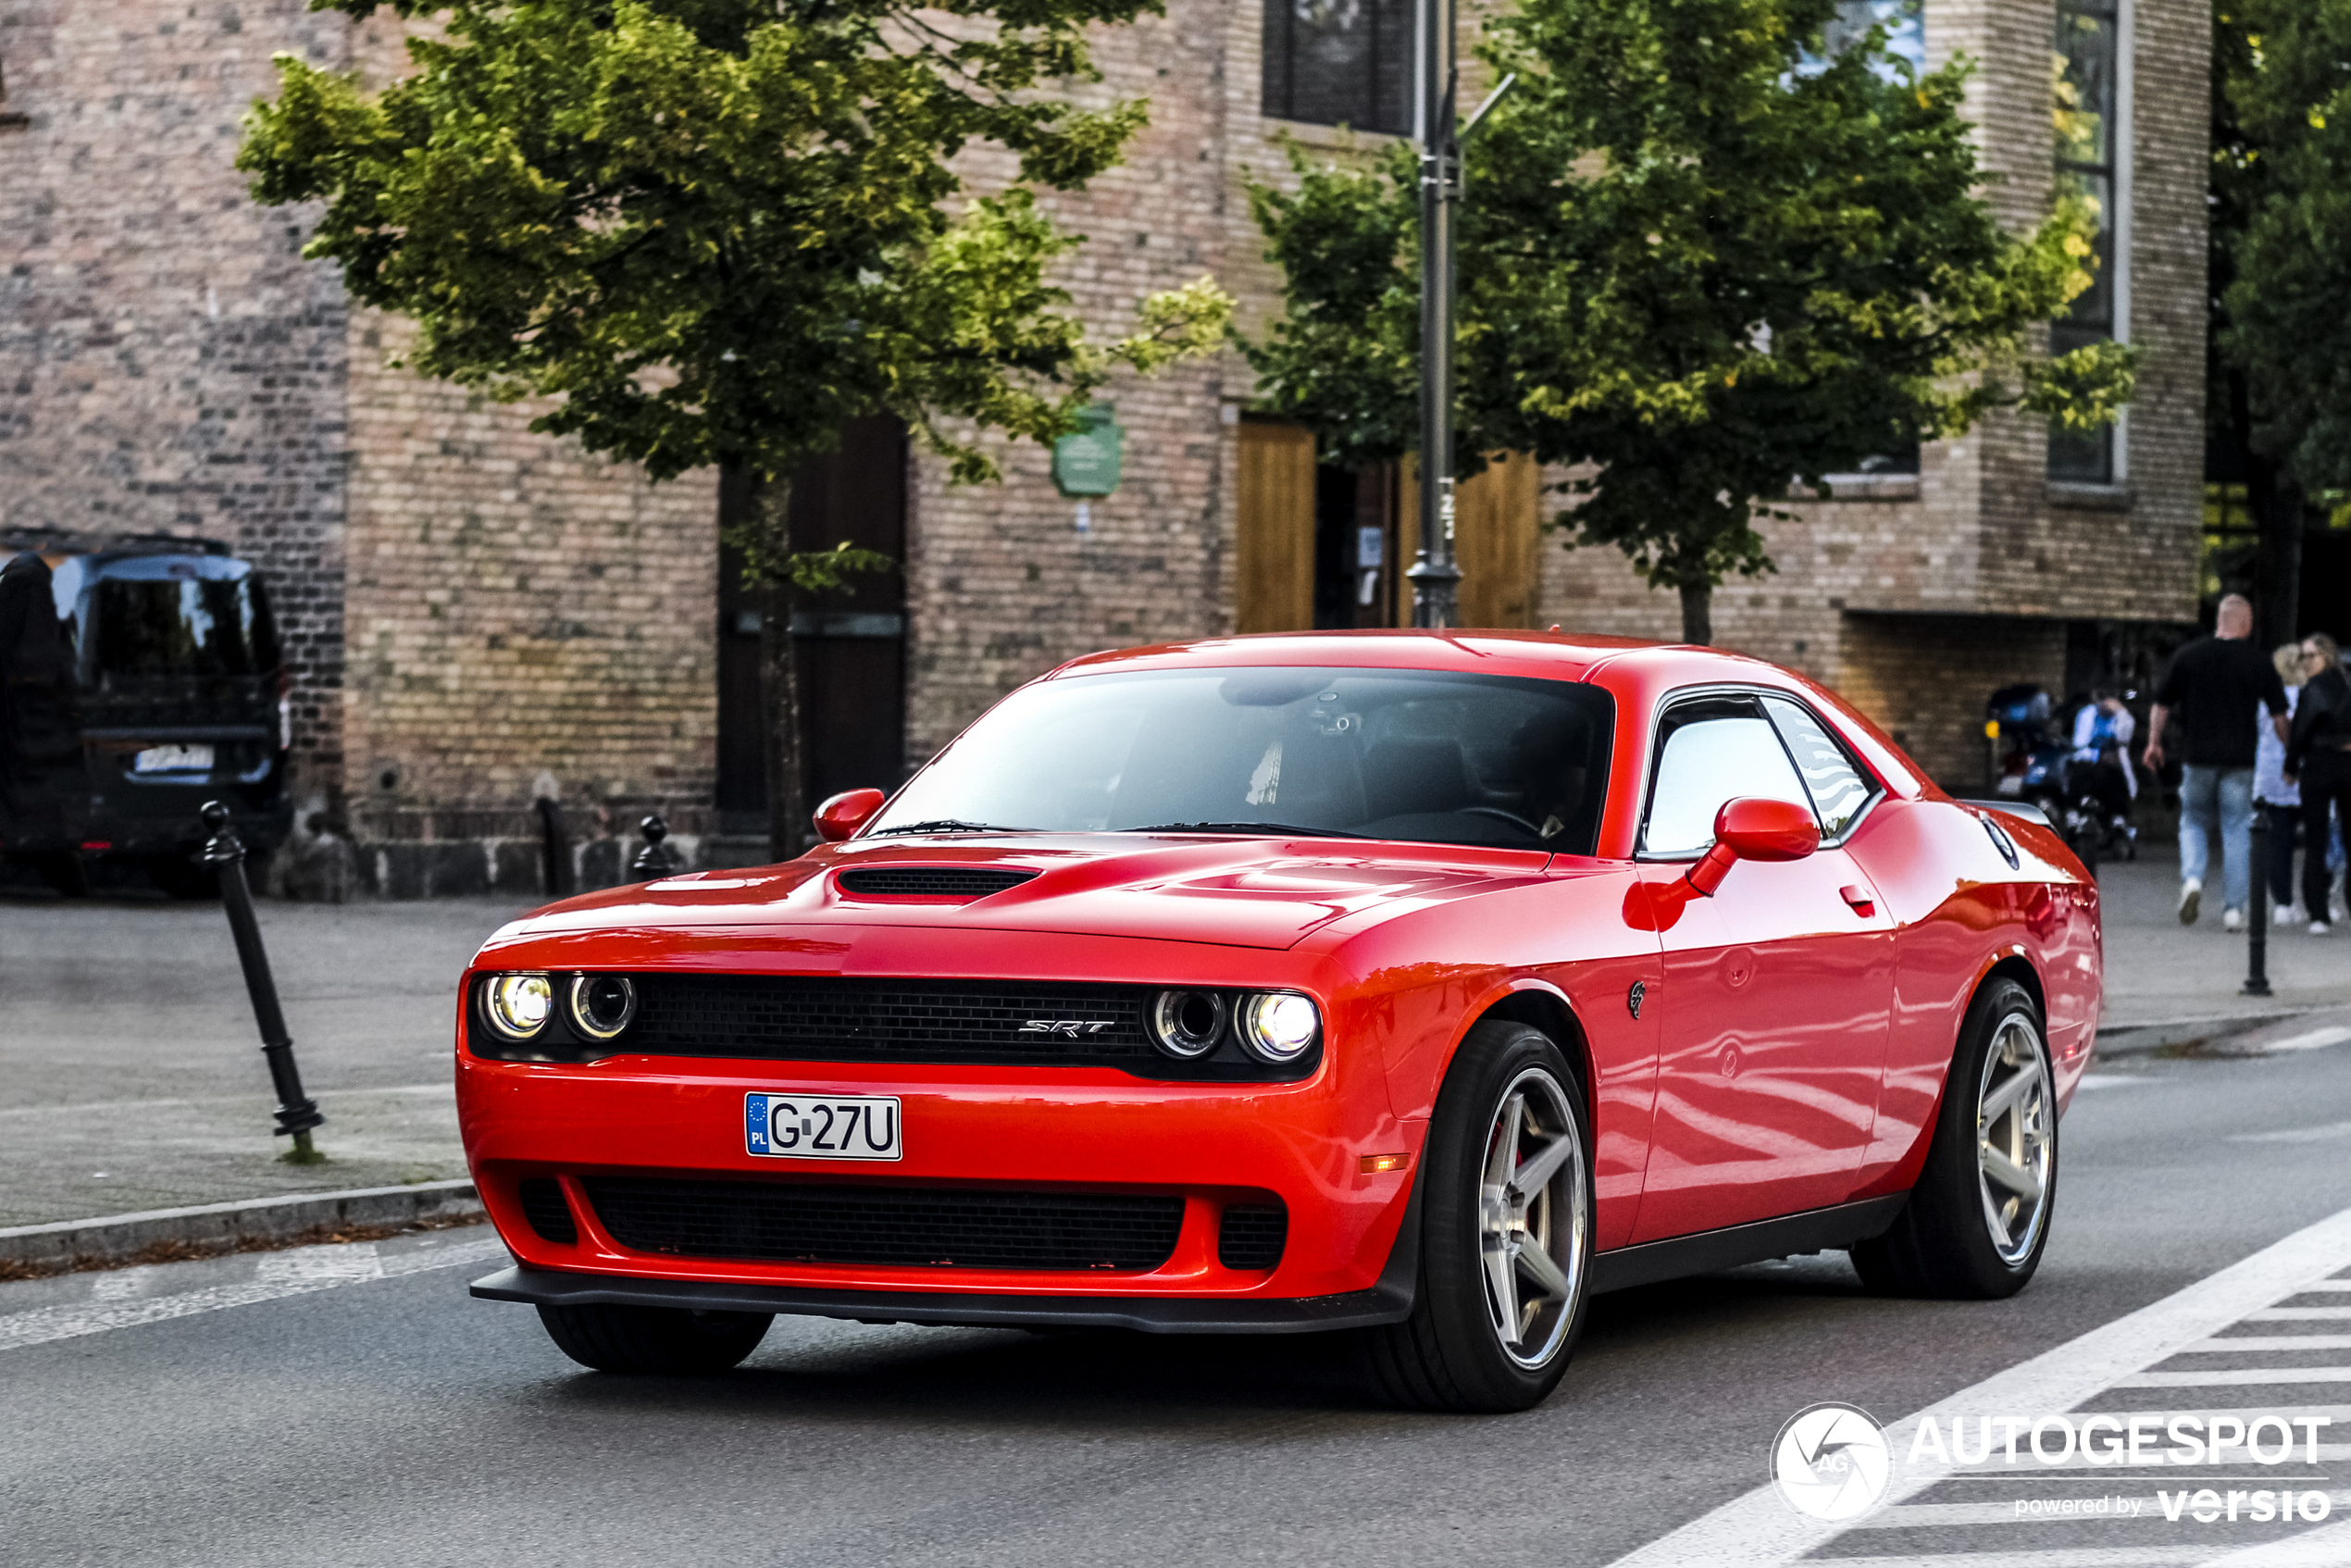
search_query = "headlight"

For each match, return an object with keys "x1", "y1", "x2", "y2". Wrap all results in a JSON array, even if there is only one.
[
  {"x1": 1238, "y1": 992, "x2": 1320, "y2": 1063},
  {"x1": 567, "y1": 974, "x2": 638, "y2": 1041},
  {"x1": 1150, "y1": 989, "x2": 1226, "y2": 1058},
  {"x1": 482, "y1": 973, "x2": 554, "y2": 1040}
]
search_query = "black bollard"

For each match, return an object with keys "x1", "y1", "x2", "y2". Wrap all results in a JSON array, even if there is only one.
[
  {"x1": 2245, "y1": 805, "x2": 2273, "y2": 997},
  {"x1": 631, "y1": 813, "x2": 686, "y2": 879},
  {"x1": 200, "y1": 802, "x2": 327, "y2": 1162}
]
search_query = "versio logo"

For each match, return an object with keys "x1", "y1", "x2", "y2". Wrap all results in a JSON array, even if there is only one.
[{"x1": 1773, "y1": 1403, "x2": 1892, "y2": 1521}]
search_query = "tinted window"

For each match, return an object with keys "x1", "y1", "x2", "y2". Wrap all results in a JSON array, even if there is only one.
[
  {"x1": 868, "y1": 666, "x2": 1614, "y2": 852},
  {"x1": 89, "y1": 564, "x2": 280, "y2": 680},
  {"x1": 1641, "y1": 699, "x2": 1811, "y2": 856},
  {"x1": 1762, "y1": 696, "x2": 1875, "y2": 838}
]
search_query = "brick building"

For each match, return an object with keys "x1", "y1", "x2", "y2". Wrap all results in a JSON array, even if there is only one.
[{"x1": 0, "y1": 0, "x2": 2203, "y2": 893}]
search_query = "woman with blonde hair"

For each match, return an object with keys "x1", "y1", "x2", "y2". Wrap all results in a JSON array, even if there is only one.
[{"x1": 2258, "y1": 642, "x2": 2307, "y2": 920}]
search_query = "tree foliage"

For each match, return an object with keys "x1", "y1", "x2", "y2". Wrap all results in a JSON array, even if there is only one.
[
  {"x1": 240, "y1": 0, "x2": 1230, "y2": 852},
  {"x1": 2220, "y1": 0, "x2": 2351, "y2": 496},
  {"x1": 1244, "y1": 0, "x2": 2134, "y2": 641}
]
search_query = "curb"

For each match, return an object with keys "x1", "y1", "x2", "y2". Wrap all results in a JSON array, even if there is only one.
[
  {"x1": 2096, "y1": 1007, "x2": 2325, "y2": 1059},
  {"x1": 0, "y1": 1178, "x2": 482, "y2": 1271}
]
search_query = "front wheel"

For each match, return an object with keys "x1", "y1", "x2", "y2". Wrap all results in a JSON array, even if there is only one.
[
  {"x1": 1851, "y1": 977, "x2": 2057, "y2": 1298},
  {"x1": 536, "y1": 1303, "x2": 773, "y2": 1374},
  {"x1": 1362, "y1": 1019, "x2": 1594, "y2": 1412}
]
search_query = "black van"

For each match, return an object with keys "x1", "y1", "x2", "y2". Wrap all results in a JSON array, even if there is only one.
[{"x1": 1, "y1": 533, "x2": 292, "y2": 895}]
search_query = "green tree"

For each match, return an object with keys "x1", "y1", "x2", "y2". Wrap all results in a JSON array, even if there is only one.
[
  {"x1": 2217, "y1": 0, "x2": 2351, "y2": 637},
  {"x1": 240, "y1": 0, "x2": 1230, "y2": 857},
  {"x1": 1245, "y1": 0, "x2": 2133, "y2": 643}
]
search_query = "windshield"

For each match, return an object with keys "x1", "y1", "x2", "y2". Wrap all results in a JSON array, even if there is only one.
[
  {"x1": 869, "y1": 666, "x2": 1614, "y2": 852},
  {"x1": 85, "y1": 558, "x2": 280, "y2": 680}
]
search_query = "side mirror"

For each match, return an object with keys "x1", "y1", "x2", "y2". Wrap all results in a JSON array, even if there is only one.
[
  {"x1": 813, "y1": 788, "x2": 888, "y2": 844},
  {"x1": 1686, "y1": 796, "x2": 1821, "y2": 896}
]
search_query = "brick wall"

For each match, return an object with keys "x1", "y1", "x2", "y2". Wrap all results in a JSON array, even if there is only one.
[{"x1": 0, "y1": 0, "x2": 353, "y2": 795}]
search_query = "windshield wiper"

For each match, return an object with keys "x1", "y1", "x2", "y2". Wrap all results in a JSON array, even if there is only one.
[
  {"x1": 869, "y1": 819, "x2": 1013, "y2": 837},
  {"x1": 1121, "y1": 821, "x2": 1366, "y2": 840}
]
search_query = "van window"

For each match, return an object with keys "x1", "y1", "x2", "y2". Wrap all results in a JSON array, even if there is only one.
[{"x1": 89, "y1": 566, "x2": 280, "y2": 679}]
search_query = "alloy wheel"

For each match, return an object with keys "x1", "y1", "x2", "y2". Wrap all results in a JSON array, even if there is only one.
[
  {"x1": 1476, "y1": 1066, "x2": 1588, "y2": 1368},
  {"x1": 1975, "y1": 1011, "x2": 2053, "y2": 1265}
]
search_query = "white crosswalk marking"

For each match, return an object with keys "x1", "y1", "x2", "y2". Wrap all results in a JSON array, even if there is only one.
[
  {"x1": 1606, "y1": 1204, "x2": 2351, "y2": 1567},
  {"x1": 0, "y1": 1234, "x2": 506, "y2": 1353}
]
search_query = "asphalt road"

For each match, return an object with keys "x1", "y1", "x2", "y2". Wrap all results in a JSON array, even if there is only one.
[{"x1": 14, "y1": 1042, "x2": 2351, "y2": 1567}]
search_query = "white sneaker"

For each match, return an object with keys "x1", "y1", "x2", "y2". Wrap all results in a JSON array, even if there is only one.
[
  {"x1": 2313, "y1": 920, "x2": 2332, "y2": 937},
  {"x1": 2287, "y1": 903, "x2": 2310, "y2": 926},
  {"x1": 2225, "y1": 907, "x2": 2245, "y2": 932},
  {"x1": 2180, "y1": 879, "x2": 2203, "y2": 925}
]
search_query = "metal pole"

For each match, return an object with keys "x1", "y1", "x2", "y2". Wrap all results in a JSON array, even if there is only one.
[
  {"x1": 200, "y1": 802, "x2": 326, "y2": 1162},
  {"x1": 1407, "y1": 0, "x2": 1461, "y2": 628},
  {"x1": 2245, "y1": 804, "x2": 2273, "y2": 997}
]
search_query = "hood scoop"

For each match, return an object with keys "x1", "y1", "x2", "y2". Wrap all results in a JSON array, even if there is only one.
[{"x1": 835, "y1": 865, "x2": 1039, "y2": 901}]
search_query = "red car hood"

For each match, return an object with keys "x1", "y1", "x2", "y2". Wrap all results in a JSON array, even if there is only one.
[{"x1": 478, "y1": 835, "x2": 1556, "y2": 960}]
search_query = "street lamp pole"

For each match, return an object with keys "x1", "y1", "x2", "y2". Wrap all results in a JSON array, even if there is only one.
[{"x1": 1407, "y1": 0, "x2": 1461, "y2": 628}]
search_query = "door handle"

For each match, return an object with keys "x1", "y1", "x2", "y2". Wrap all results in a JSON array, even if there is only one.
[{"x1": 1840, "y1": 884, "x2": 1877, "y2": 917}]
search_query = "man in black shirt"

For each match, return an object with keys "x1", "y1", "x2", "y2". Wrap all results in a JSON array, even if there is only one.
[{"x1": 2145, "y1": 595, "x2": 2291, "y2": 927}]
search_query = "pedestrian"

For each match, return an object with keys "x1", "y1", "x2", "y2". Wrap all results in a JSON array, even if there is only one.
[
  {"x1": 2068, "y1": 687, "x2": 2135, "y2": 828},
  {"x1": 2255, "y1": 642, "x2": 2306, "y2": 923},
  {"x1": 2286, "y1": 633, "x2": 2351, "y2": 935},
  {"x1": 2143, "y1": 594, "x2": 2291, "y2": 929}
]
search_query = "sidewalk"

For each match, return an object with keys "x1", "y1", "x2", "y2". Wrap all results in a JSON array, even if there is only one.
[
  {"x1": 0, "y1": 890, "x2": 527, "y2": 1227},
  {"x1": 2095, "y1": 847, "x2": 2351, "y2": 1037}
]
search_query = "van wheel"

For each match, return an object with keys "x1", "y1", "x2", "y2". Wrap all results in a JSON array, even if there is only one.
[
  {"x1": 1851, "y1": 977, "x2": 2056, "y2": 1298},
  {"x1": 1362, "y1": 1019, "x2": 1593, "y2": 1412},
  {"x1": 147, "y1": 854, "x2": 220, "y2": 900},
  {"x1": 536, "y1": 1303, "x2": 772, "y2": 1374}
]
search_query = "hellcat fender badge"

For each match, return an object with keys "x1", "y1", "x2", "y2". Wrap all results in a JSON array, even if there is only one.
[{"x1": 1628, "y1": 980, "x2": 1647, "y2": 1019}]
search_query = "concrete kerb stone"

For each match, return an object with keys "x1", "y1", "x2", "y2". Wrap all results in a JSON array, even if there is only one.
[
  {"x1": 2096, "y1": 1007, "x2": 2328, "y2": 1059},
  {"x1": 0, "y1": 1178, "x2": 482, "y2": 1272}
]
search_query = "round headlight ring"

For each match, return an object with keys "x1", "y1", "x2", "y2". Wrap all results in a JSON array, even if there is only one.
[
  {"x1": 567, "y1": 974, "x2": 638, "y2": 1042},
  {"x1": 1150, "y1": 989, "x2": 1226, "y2": 1059},
  {"x1": 483, "y1": 973, "x2": 554, "y2": 1041},
  {"x1": 1239, "y1": 991, "x2": 1320, "y2": 1063}
]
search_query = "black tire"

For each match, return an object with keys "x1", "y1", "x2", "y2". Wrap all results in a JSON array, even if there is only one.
[
  {"x1": 146, "y1": 854, "x2": 220, "y2": 901},
  {"x1": 1362, "y1": 1019, "x2": 1594, "y2": 1413},
  {"x1": 1851, "y1": 977, "x2": 2057, "y2": 1299},
  {"x1": 34, "y1": 852, "x2": 88, "y2": 898},
  {"x1": 535, "y1": 1303, "x2": 773, "y2": 1374}
]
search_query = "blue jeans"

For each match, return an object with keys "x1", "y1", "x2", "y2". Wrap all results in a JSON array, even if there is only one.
[{"x1": 2181, "y1": 765, "x2": 2256, "y2": 913}]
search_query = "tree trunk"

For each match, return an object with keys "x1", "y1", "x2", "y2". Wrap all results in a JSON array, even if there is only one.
[
  {"x1": 751, "y1": 478, "x2": 807, "y2": 864},
  {"x1": 1678, "y1": 579, "x2": 1713, "y2": 645}
]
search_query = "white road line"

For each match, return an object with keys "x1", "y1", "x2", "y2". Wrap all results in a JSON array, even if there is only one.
[
  {"x1": 2208, "y1": 1519, "x2": 2351, "y2": 1564},
  {"x1": 1817, "y1": 1551, "x2": 2253, "y2": 1568},
  {"x1": 2261, "y1": 1028, "x2": 2351, "y2": 1053},
  {"x1": 2248, "y1": 1310, "x2": 2351, "y2": 1322},
  {"x1": 2184, "y1": 1335, "x2": 2351, "y2": 1351},
  {"x1": 0, "y1": 1236, "x2": 505, "y2": 1353},
  {"x1": 2237, "y1": 1122, "x2": 2351, "y2": 1145},
  {"x1": 2073, "y1": 1075, "x2": 2148, "y2": 1089},
  {"x1": 1604, "y1": 1203, "x2": 2351, "y2": 1568}
]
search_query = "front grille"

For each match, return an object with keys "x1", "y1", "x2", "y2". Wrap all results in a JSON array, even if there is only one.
[
  {"x1": 516, "y1": 1177, "x2": 578, "y2": 1244},
  {"x1": 1218, "y1": 1201, "x2": 1288, "y2": 1271},
  {"x1": 628, "y1": 976, "x2": 1154, "y2": 1067},
  {"x1": 836, "y1": 866, "x2": 1038, "y2": 899},
  {"x1": 584, "y1": 1176, "x2": 1184, "y2": 1272}
]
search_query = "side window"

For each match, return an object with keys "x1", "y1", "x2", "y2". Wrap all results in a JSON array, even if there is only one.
[
  {"x1": 1641, "y1": 699, "x2": 1814, "y2": 857},
  {"x1": 1762, "y1": 696, "x2": 1878, "y2": 840}
]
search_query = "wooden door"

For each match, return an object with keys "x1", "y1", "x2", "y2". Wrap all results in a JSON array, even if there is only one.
[
  {"x1": 1395, "y1": 452, "x2": 1542, "y2": 628},
  {"x1": 1236, "y1": 421, "x2": 1316, "y2": 634}
]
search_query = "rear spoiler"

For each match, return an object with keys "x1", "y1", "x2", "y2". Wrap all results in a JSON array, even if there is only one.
[{"x1": 1957, "y1": 799, "x2": 2051, "y2": 828}]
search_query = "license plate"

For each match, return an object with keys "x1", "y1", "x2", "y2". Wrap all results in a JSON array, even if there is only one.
[
  {"x1": 133, "y1": 744, "x2": 213, "y2": 773},
  {"x1": 745, "y1": 1092, "x2": 902, "y2": 1162}
]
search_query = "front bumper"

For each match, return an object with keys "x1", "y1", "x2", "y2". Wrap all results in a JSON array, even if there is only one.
[{"x1": 458, "y1": 1047, "x2": 1422, "y2": 1306}]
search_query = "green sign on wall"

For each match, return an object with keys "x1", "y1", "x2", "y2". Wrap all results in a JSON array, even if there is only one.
[{"x1": 1051, "y1": 402, "x2": 1123, "y2": 497}]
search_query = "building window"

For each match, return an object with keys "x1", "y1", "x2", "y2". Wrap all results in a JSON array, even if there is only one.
[
  {"x1": 2050, "y1": 0, "x2": 2124, "y2": 483},
  {"x1": 1261, "y1": 0, "x2": 1410, "y2": 133},
  {"x1": 1797, "y1": 0, "x2": 1925, "y2": 79},
  {"x1": 0, "y1": 58, "x2": 30, "y2": 131}
]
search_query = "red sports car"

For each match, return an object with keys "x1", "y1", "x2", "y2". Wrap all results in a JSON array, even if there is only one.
[{"x1": 462, "y1": 632, "x2": 2097, "y2": 1412}]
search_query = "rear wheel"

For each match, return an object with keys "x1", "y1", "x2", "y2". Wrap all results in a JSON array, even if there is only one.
[
  {"x1": 1851, "y1": 977, "x2": 2056, "y2": 1298},
  {"x1": 146, "y1": 853, "x2": 220, "y2": 901},
  {"x1": 536, "y1": 1303, "x2": 773, "y2": 1374},
  {"x1": 1362, "y1": 1019, "x2": 1593, "y2": 1412}
]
